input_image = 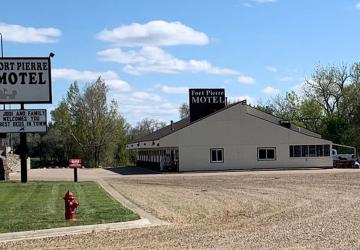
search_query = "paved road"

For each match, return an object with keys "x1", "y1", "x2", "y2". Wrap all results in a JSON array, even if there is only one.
[{"x1": 9, "y1": 167, "x2": 360, "y2": 182}]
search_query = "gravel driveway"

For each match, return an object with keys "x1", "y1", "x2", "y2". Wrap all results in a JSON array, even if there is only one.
[{"x1": 2, "y1": 168, "x2": 360, "y2": 249}]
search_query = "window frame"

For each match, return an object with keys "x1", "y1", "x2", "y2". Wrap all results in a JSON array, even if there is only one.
[
  {"x1": 289, "y1": 144, "x2": 331, "y2": 158},
  {"x1": 210, "y1": 148, "x2": 224, "y2": 163},
  {"x1": 257, "y1": 147, "x2": 276, "y2": 161}
]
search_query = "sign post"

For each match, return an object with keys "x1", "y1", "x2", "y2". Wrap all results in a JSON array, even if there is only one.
[
  {"x1": 19, "y1": 103, "x2": 27, "y2": 183},
  {"x1": 68, "y1": 159, "x2": 82, "y2": 182}
]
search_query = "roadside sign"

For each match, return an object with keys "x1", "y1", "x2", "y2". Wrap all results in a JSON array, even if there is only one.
[
  {"x1": 68, "y1": 158, "x2": 81, "y2": 182},
  {"x1": 0, "y1": 57, "x2": 52, "y2": 103},
  {"x1": 68, "y1": 159, "x2": 82, "y2": 168},
  {"x1": 0, "y1": 109, "x2": 47, "y2": 133}
]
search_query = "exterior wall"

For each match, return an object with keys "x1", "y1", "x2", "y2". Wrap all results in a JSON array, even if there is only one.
[{"x1": 160, "y1": 104, "x2": 333, "y2": 171}]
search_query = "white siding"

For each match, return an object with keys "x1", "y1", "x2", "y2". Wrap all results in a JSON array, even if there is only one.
[{"x1": 160, "y1": 104, "x2": 332, "y2": 171}]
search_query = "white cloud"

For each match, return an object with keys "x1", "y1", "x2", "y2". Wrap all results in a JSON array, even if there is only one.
[
  {"x1": 252, "y1": 0, "x2": 277, "y2": 3},
  {"x1": 243, "y1": 3, "x2": 253, "y2": 7},
  {"x1": 52, "y1": 68, "x2": 131, "y2": 92},
  {"x1": 53, "y1": 68, "x2": 116, "y2": 81},
  {"x1": 98, "y1": 47, "x2": 239, "y2": 76},
  {"x1": 356, "y1": 2, "x2": 360, "y2": 9},
  {"x1": 106, "y1": 79, "x2": 132, "y2": 92},
  {"x1": 238, "y1": 75, "x2": 256, "y2": 85},
  {"x1": 244, "y1": 0, "x2": 276, "y2": 7},
  {"x1": 155, "y1": 85, "x2": 188, "y2": 94},
  {"x1": 266, "y1": 66, "x2": 278, "y2": 73},
  {"x1": 262, "y1": 86, "x2": 280, "y2": 95},
  {"x1": 111, "y1": 92, "x2": 179, "y2": 124},
  {"x1": 0, "y1": 22, "x2": 61, "y2": 43},
  {"x1": 97, "y1": 20, "x2": 209, "y2": 47},
  {"x1": 132, "y1": 91, "x2": 162, "y2": 102}
]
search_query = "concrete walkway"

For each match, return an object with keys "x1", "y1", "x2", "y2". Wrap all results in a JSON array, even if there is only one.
[{"x1": 0, "y1": 219, "x2": 153, "y2": 243}]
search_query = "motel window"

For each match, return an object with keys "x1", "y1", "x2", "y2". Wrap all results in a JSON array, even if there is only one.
[
  {"x1": 210, "y1": 148, "x2": 224, "y2": 163},
  {"x1": 316, "y1": 145, "x2": 323, "y2": 157},
  {"x1": 309, "y1": 145, "x2": 316, "y2": 157},
  {"x1": 302, "y1": 145, "x2": 309, "y2": 157},
  {"x1": 294, "y1": 146, "x2": 301, "y2": 157},
  {"x1": 289, "y1": 144, "x2": 331, "y2": 158},
  {"x1": 324, "y1": 145, "x2": 330, "y2": 156},
  {"x1": 257, "y1": 147, "x2": 276, "y2": 161}
]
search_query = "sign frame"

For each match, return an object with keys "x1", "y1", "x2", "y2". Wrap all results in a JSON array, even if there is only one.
[
  {"x1": 189, "y1": 88, "x2": 226, "y2": 122},
  {"x1": 0, "y1": 57, "x2": 52, "y2": 104},
  {"x1": 68, "y1": 159, "x2": 82, "y2": 168}
]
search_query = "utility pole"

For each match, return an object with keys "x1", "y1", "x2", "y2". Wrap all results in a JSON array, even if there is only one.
[
  {"x1": 0, "y1": 33, "x2": 4, "y2": 111},
  {"x1": 0, "y1": 33, "x2": 6, "y2": 151},
  {"x1": 0, "y1": 32, "x2": 3, "y2": 57}
]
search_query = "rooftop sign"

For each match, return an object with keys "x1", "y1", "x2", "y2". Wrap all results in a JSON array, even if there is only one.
[
  {"x1": 0, "y1": 109, "x2": 47, "y2": 133},
  {"x1": 0, "y1": 57, "x2": 52, "y2": 103},
  {"x1": 189, "y1": 88, "x2": 225, "y2": 122}
]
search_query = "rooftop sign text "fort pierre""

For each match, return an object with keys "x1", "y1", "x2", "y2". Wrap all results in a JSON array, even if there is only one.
[
  {"x1": 0, "y1": 57, "x2": 52, "y2": 103},
  {"x1": 189, "y1": 88, "x2": 225, "y2": 122}
]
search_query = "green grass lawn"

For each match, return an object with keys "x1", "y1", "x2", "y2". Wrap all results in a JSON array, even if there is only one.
[{"x1": 0, "y1": 181, "x2": 140, "y2": 233}]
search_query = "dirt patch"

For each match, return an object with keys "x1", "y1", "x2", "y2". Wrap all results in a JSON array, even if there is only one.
[{"x1": 2, "y1": 170, "x2": 360, "y2": 249}]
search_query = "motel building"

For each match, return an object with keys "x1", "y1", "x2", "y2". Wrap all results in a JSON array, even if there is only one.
[{"x1": 126, "y1": 89, "x2": 334, "y2": 172}]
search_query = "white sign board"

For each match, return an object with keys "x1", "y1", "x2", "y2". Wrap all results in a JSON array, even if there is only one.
[
  {"x1": 0, "y1": 57, "x2": 52, "y2": 103},
  {"x1": 0, "y1": 109, "x2": 47, "y2": 133}
]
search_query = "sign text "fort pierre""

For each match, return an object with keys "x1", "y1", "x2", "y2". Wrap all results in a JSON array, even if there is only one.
[{"x1": 190, "y1": 89, "x2": 225, "y2": 104}]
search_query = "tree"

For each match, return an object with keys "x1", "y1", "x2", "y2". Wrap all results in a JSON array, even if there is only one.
[
  {"x1": 256, "y1": 62, "x2": 360, "y2": 149},
  {"x1": 303, "y1": 62, "x2": 360, "y2": 146},
  {"x1": 304, "y1": 64, "x2": 349, "y2": 116},
  {"x1": 51, "y1": 78, "x2": 127, "y2": 167},
  {"x1": 271, "y1": 91, "x2": 302, "y2": 123},
  {"x1": 125, "y1": 118, "x2": 167, "y2": 165},
  {"x1": 179, "y1": 103, "x2": 189, "y2": 119},
  {"x1": 298, "y1": 99, "x2": 323, "y2": 133},
  {"x1": 255, "y1": 104, "x2": 274, "y2": 115},
  {"x1": 127, "y1": 118, "x2": 167, "y2": 142}
]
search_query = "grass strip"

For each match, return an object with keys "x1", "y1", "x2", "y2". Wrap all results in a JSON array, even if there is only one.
[{"x1": 0, "y1": 181, "x2": 140, "y2": 233}]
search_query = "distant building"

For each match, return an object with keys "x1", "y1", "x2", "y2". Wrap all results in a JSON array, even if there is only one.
[{"x1": 126, "y1": 93, "x2": 333, "y2": 172}]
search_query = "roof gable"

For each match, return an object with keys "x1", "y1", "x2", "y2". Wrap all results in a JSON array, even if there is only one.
[{"x1": 129, "y1": 101, "x2": 322, "y2": 144}]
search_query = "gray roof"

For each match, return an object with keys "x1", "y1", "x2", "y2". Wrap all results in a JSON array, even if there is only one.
[
  {"x1": 130, "y1": 117, "x2": 190, "y2": 143},
  {"x1": 130, "y1": 102, "x2": 322, "y2": 144},
  {"x1": 245, "y1": 105, "x2": 321, "y2": 138}
]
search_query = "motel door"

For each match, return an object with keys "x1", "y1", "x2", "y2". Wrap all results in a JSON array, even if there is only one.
[{"x1": 169, "y1": 149, "x2": 179, "y2": 172}]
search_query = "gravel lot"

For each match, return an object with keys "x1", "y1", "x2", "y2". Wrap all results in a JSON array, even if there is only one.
[{"x1": 2, "y1": 169, "x2": 360, "y2": 249}]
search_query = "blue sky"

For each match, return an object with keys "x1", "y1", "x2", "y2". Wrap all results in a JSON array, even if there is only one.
[{"x1": 1, "y1": 0, "x2": 360, "y2": 125}]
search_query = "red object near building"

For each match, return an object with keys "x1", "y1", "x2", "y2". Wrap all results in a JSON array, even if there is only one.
[{"x1": 63, "y1": 191, "x2": 79, "y2": 221}]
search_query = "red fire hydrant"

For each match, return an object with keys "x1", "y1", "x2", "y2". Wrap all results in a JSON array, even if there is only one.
[{"x1": 63, "y1": 191, "x2": 79, "y2": 221}]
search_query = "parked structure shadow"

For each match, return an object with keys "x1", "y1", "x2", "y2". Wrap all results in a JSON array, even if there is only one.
[{"x1": 106, "y1": 166, "x2": 161, "y2": 175}]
